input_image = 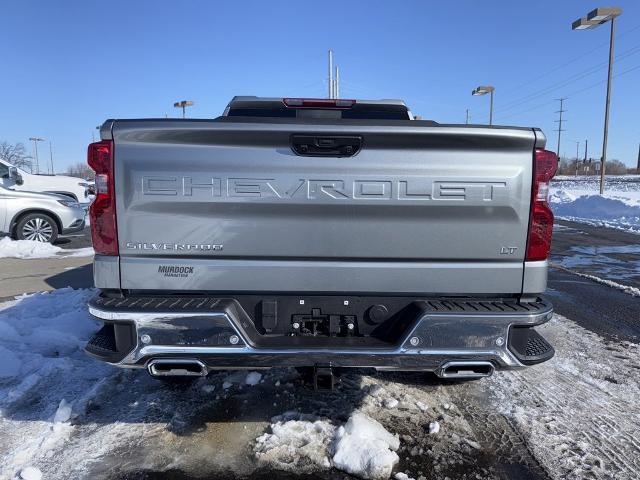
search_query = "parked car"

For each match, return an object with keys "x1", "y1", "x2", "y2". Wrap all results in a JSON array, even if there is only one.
[
  {"x1": 85, "y1": 97, "x2": 558, "y2": 384},
  {"x1": 0, "y1": 159, "x2": 91, "y2": 204},
  {"x1": 0, "y1": 185, "x2": 86, "y2": 243}
]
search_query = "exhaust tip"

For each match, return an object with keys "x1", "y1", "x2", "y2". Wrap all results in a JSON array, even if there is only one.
[
  {"x1": 437, "y1": 361, "x2": 494, "y2": 379},
  {"x1": 148, "y1": 359, "x2": 207, "y2": 377}
]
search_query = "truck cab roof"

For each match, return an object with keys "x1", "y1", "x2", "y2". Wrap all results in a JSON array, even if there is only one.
[{"x1": 223, "y1": 96, "x2": 414, "y2": 120}]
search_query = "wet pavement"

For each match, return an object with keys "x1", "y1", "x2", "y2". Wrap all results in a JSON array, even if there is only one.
[{"x1": 551, "y1": 220, "x2": 640, "y2": 290}]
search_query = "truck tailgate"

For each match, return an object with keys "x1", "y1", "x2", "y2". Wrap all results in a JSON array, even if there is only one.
[{"x1": 111, "y1": 119, "x2": 535, "y2": 294}]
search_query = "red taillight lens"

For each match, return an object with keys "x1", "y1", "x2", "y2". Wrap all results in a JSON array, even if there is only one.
[
  {"x1": 282, "y1": 98, "x2": 356, "y2": 108},
  {"x1": 88, "y1": 140, "x2": 118, "y2": 256},
  {"x1": 526, "y1": 149, "x2": 558, "y2": 261}
]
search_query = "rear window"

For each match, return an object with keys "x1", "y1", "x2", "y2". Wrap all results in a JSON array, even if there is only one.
[{"x1": 226, "y1": 102, "x2": 410, "y2": 120}]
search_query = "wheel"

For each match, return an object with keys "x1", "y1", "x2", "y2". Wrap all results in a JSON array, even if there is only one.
[{"x1": 15, "y1": 213, "x2": 59, "y2": 243}]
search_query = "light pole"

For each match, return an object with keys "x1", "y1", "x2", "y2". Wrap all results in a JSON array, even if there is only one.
[
  {"x1": 572, "y1": 7, "x2": 622, "y2": 194},
  {"x1": 173, "y1": 100, "x2": 194, "y2": 118},
  {"x1": 49, "y1": 141, "x2": 55, "y2": 174},
  {"x1": 472, "y1": 86, "x2": 495, "y2": 125},
  {"x1": 28, "y1": 137, "x2": 45, "y2": 174}
]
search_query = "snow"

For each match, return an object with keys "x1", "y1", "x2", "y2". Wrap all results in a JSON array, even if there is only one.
[
  {"x1": 0, "y1": 237, "x2": 94, "y2": 259},
  {"x1": 254, "y1": 412, "x2": 335, "y2": 472},
  {"x1": 0, "y1": 289, "x2": 109, "y2": 478},
  {"x1": 553, "y1": 266, "x2": 640, "y2": 297},
  {"x1": 19, "y1": 467, "x2": 42, "y2": 480},
  {"x1": 383, "y1": 397, "x2": 399, "y2": 409},
  {"x1": 415, "y1": 401, "x2": 428, "y2": 413},
  {"x1": 0, "y1": 289, "x2": 98, "y2": 384},
  {"x1": 394, "y1": 473, "x2": 415, "y2": 480},
  {"x1": 255, "y1": 411, "x2": 400, "y2": 480},
  {"x1": 428, "y1": 421, "x2": 440, "y2": 435},
  {"x1": 0, "y1": 345, "x2": 22, "y2": 381},
  {"x1": 53, "y1": 399, "x2": 72, "y2": 423},
  {"x1": 1, "y1": 285, "x2": 639, "y2": 479},
  {"x1": 245, "y1": 371, "x2": 262, "y2": 386},
  {"x1": 549, "y1": 178, "x2": 640, "y2": 233},
  {"x1": 200, "y1": 383, "x2": 215, "y2": 393},
  {"x1": 489, "y1": 314, "x2": 640, "y2": 480},
  {"x1": 332, "y1": 413, "x2": 400, "y2": 480}
]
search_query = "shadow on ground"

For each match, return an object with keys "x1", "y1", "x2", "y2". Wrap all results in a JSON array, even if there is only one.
[{"x1": 44, "y1": 263, "x2": 93, "y2": 289}]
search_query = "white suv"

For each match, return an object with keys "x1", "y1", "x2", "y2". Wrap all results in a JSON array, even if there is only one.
[
  {"x1": 0, "y1": 160, "x2": 90, "y2": 204},
  {"x1": 0, "y1": 185, "x2": 86, "y2": 243}
]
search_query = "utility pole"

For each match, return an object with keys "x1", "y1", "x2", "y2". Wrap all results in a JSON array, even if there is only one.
[
  {"x1": 636, "y1": 142, "x2": 640, "y2": 171},
  {"x1": 334, "y1": 65, "x2": 340, "y2": 99},
  {"x1": 49, "y1": 141, "x2": 54, "y2": 174},
  {"x1": 465, "y1": 109, "x2": 470, "y2": 124},
  {"x1": 328, "y1": 50, "x2": 334, "y2": 99},
  {"x1": 554, "y1": 98, "x2": 567, "y2": 159},
  {"x1": 28, "y1": 137, "x2": 45, "y2": 174},
  {"x1": 585, "y1": 139, "x2": 588, "y2": 162}
]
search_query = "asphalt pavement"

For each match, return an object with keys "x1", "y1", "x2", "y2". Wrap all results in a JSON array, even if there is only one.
[{"x1": 549, "y1": 220, "x2": 640, "y2": 343}]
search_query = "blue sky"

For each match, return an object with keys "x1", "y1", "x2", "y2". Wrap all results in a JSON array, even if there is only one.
[{"x1": 1, "y1": 0, "x2": 639, "y2": 170}]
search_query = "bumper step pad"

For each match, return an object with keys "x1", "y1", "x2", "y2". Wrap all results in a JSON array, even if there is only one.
[
  {"x1": 85, "y1": 322, "x2": 136, "y2": 363},
  {"x1": 508, "y1": 327, "x2": 555, "y2": 365}
]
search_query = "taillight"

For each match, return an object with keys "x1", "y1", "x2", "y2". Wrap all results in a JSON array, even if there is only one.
[
  {"x1": 526, "y1": 149, "x2": 558, "y2": 261},
  {"x1": 282, "y1": 98, "x2": 356, "y2": 108},
  {"x1": 88, "y1": 140, "x2": 118, "y2": 256}
]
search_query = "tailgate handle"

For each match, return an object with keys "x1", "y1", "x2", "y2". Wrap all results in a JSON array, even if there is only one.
[{"x1": 290, "y1": 135, "x2": 362, "y2": 157}]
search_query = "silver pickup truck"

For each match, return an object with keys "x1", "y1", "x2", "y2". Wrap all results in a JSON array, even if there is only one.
[{"x1": 85, "y1": 96, "x2": 558, "y2": 382}]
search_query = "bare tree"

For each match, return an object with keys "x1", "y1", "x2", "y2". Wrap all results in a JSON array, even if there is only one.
[
  {"x1": 605, "y1": 159, "x2": 628, "y2": 175},
  {"x1": 65, "y1": 162, "x2": 95, "y2": 180},
  {"x1": 0, "y1": 141, "x2": 33, "y2": 171}
]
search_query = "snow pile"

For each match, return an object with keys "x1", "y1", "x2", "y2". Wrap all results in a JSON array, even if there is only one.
[
  {"x1": 255, "y1": 411, "x2": 400, "y2": 480},
  {"x1": 19, "y1": 467, "x2": 42, "y2": 480},
  {"x1": 332, "y1": 413, "x2": 400, "y2": 480},
  {"x1": 549, "y1": 187, "x2": 640, "y2": 232},
  {"x1": 0, "y1": 237, "x2": 94, "y2": 259},
  {"x1": 0, "y1": 289, "x2": 97, "y2": 385},
  {"x1": 255, "y1": 412, "x2": 335, "y2": 472}
]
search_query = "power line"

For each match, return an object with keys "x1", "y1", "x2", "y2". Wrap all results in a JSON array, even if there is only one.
[
  {"x1": 494, "y1": 61, "x2": 640, "y2": 122},
  {"x1": 496, "y1": 43, "x2": 640, "y2": 114},
  {"x1": 500, "y1": 23, "x2": 640, "y2": 96}
]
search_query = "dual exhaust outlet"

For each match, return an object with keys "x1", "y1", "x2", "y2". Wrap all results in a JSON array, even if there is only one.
[
  {"x1": 147, "y1": 358, "x2": 494, "y2": 379},
  {"x1": 436, "y1": 361, "x2": 495, "y2": 379},
  {"x1": 148, "y1": 358, "x2": 208, "y2": 377}
]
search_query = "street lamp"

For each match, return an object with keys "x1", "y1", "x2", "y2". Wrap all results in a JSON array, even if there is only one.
[
  {"x1": 572, "y1": 7, "x2": 622, "y2": 194},
  {"x1": 472, "y1": 85, "x2": 495, "y2": 125},
  {"x1": 173, "y1": 100, "x2": 194, "y2": 118},
  {"x1": 28, "y1": 137, "x2": 45, "y2": 174}
]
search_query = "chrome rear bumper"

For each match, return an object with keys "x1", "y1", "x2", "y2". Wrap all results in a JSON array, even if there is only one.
[{"x1": 86, "y1": 294, "x2": 554, "y2": 374}]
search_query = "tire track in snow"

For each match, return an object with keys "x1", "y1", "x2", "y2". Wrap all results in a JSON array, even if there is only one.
[{"x1": 487, "y1": 314, "x2": 640, "y2": 480}]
